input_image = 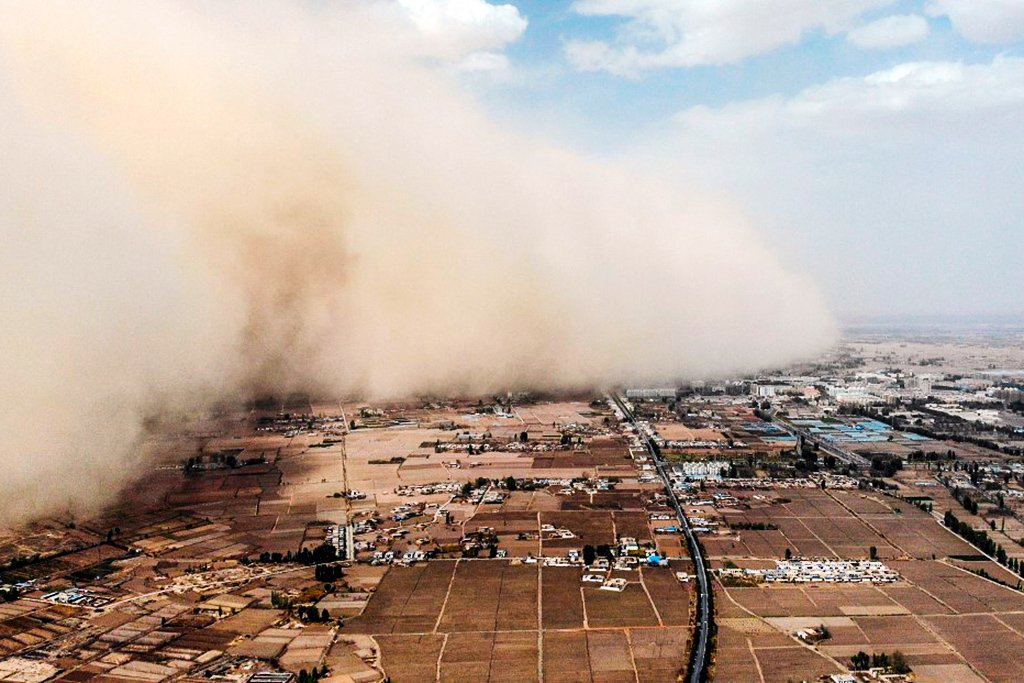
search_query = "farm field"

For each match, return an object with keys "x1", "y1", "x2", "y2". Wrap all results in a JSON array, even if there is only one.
[
  {"x1": 706, "y1": 488, "x2": 976, "y2": 562},
  {"x1": 704, "y1": 484, "x2": 1024, "y2": 682},
  {"x1": 346, "y1": 560, "x2": 691, "y2": 682}
]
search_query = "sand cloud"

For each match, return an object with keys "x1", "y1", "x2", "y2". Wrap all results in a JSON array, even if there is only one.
[{"x1": 0, "y1": 0, "x2": 834, "y2": 523}]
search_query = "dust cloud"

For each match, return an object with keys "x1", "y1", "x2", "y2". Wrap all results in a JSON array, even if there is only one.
[{"x1": 0, "y1": 1, "x2": 836, "y2": 523}]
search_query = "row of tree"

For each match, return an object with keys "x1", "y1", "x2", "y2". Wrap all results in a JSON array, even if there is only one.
[
  {"x1": 297, "y1": 665, "x2": 329, "y2": 683},
  {"x1": 729, "y1": 522, "x2": 778, "y2": 531},
  {"x1": 314, "y1": 563, "x2": 344, "y2": 582},
  {"x1": 944, "y1": 510, "x2": 1013, "y2": 568},
  {"x1": 849, "y1": 650, "x2": 910, "y2": 673},
  {"x1": 257, "y1": 543, "x2": 339, "y2": 566},
  {"x1": 269, "y1": 592, "x2": 332, "y2": 624}
]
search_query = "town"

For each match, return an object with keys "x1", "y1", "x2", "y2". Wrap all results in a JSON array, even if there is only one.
[{"x1": 0, "y1": 328, "x2": 1023, "y2": 683}]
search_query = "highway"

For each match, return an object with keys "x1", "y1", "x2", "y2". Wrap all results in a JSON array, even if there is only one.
[{"x1": 610, "y1": 394, "x2": 713, "y2": 683}]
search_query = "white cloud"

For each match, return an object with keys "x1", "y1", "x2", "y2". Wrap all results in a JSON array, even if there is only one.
[
  {"x1": 847, "y1": 14, "x2": 929, "y2": 50},
  {"x1": 658, "y1": 56, "x2": 1024, "y2": 317},
  {"x1": 927, "y1": 0, "x2": 1024, "y2": 44},
  {"x1": 566, "y1": 0, "x2": 894, "y2": 75},
  {"x1": 396, "y1": 0, "x2": 527, "y2": 59},
  {"x1": 754, "y1": 57, "x2": 1024, "y2": 124},
  {"x1": 456, "y1": 50, "x2": 510, "y2": 71}
]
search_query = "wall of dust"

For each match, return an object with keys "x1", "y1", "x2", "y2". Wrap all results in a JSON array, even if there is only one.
[{"x1": 0, "y1": 1, "x2": 836, "y2": 523}]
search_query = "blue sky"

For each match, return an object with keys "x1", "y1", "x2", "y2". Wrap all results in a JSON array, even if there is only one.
[
  {"x1": 399, "y1": 0, "x2": 1024, "y2": 321},
  {"x1": 475, "y1": 1, "x2": 1015, "y2": 129}
]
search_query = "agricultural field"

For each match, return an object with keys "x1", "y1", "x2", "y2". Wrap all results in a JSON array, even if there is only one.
[
  {"x1": 701, "y1": 483, "x2": 1024, "y2": 682},
  {"x1": 346, "y1": 559, "x2": 691, "y2": 682},
  {"x1": 20, "y1": 379, "x2": 1024, "y2": 683}
]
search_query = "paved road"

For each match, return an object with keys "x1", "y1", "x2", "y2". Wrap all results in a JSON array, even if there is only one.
[
  {"x1": 610, "y1": 394, "x2": 712, "y2": 683},
  {"x1": 773, "y1": 415, "x2": 871, "y2": 468}
]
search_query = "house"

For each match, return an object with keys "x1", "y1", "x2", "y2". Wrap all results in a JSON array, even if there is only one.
[{"x1": 198, "y1": 593, "x2": 254, "y2": 615}]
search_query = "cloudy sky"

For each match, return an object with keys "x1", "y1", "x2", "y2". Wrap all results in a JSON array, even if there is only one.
[{"x1": 391, "y1": 0, "x2": 1024, "y2": 321}]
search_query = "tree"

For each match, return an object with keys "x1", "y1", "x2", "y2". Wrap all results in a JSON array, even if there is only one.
[
  {"x1": 582, "y1": 545, "x2": 596, "y2": 566},
  {"x1": 310, "y1": 543, "x2": 337, "y2": 564},
  {"x1": 891, "y1": 650, "x2": 911, "y2": 674},
  {"x1": 869, "y1": 546, "x2": 878, "y2": 560},
  {"x1": 850, "y1": 651, "x2": 870, "y2": 671},
  {"x1": 784, "y1": 548, "x2": 792, "y2": 560},
  {"x1": 504, "y1": 476, "x2": 518, "y2": 491}
]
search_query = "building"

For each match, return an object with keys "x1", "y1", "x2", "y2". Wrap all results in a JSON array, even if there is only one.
[{"x1": 625, "y1": 388, "x2": 678, "y2": 400}]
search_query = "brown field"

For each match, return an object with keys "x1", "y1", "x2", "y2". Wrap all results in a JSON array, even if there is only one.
[
  {"x1": 630, "y1": 627, "x2": 689, "y2": 683},
  {"x1": 655, "y1": 424, "x2": 726, "y2": 442},
  {"x1": 728, "y1": 585, "x2": 832, "y2": 618},
  {"x1": 349, "y1": 560, "x2": 693, "y2": 682},
  {"x1": 877, "y1": 585, "x2": 955, "y2": 615},
  {"x1": 714, "y1": 622, "x2": 763, "y2": 683},
  {"x1": 0, "y1": 398, "x2": 680, "y2": 683},
  {"x1": 541, "y1": 630, "x2": 593, "y2": 683},
  {"x1": 640, "y1": 566, "x2": 691, "y2": 626},
  {"x1": 718, "y1": 554, "x2": 1024, "y2": 681},
  {"x1": 754, "y1": 645, "x2": 842, "y2": 682},
  {"x1": 561, "y1": 490, "x2": 649, "y2": 510},
  {"x1": 377, "y1": 634, "x2": 446, "y2": 683},
  {"x1": 540, "y1": 510, "x2": 615, "y2": 551},
  {"x1": 948, "y1": 557, "x2": 1024, "y2": 585},
  {"x1": 924, "y1": 614, "x2": 1024, "y2": 683},
  {"x1": 654, "y1": 534, "x2": 686, "y2": 558},
  {"x1": 500, "y1": 490, "x2": 563, "y2": 512},
  {"x1": 713, "y1": 487, "x2": 983, "y2": 563},
  {"x1": 466, "y1": 510, "x2": 539, "y2": 534},
  {"x1": 541, "y1": 628, "x2": 686, "y2": 683},
  {"x1": 713, "y1": 582, "x2": 844, "y2": 683},
  {"x1": 542, "y1": 566, "x2": 585, "y2": 629},
  {"x1": 532, "y1": 442, "x2": 634, "y2": 471},
  {"x1": 584, "y1": 580, "x2": 660, "y2": 628},
  {"x1": 345, "y1": 560, "x2": 455, "y2": 634},
  {"x1": 611, "y1": 510, "x2": 653, "y2": 542},
  {"x1": 209, "y1": 608, "x2": 285, "y2": 635},
  {"x1": 854, "y1": 615, "x2": 942, "y2": 645},
  {"x1": 585, "y1": 629, "x2": 637, "y2": 682},
  {"x1": 50, "y1": 390, "x2": 1024, "y2": 683},
  {"x1": 437, "y1": 560, "x2": 537, "y2": 632},
  {"x1": 895, "y1": 560, "x2": 1024, "y2": 613},
  {"x1": 439, "y1": 631, "x2": 538, "y2": 683}
]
